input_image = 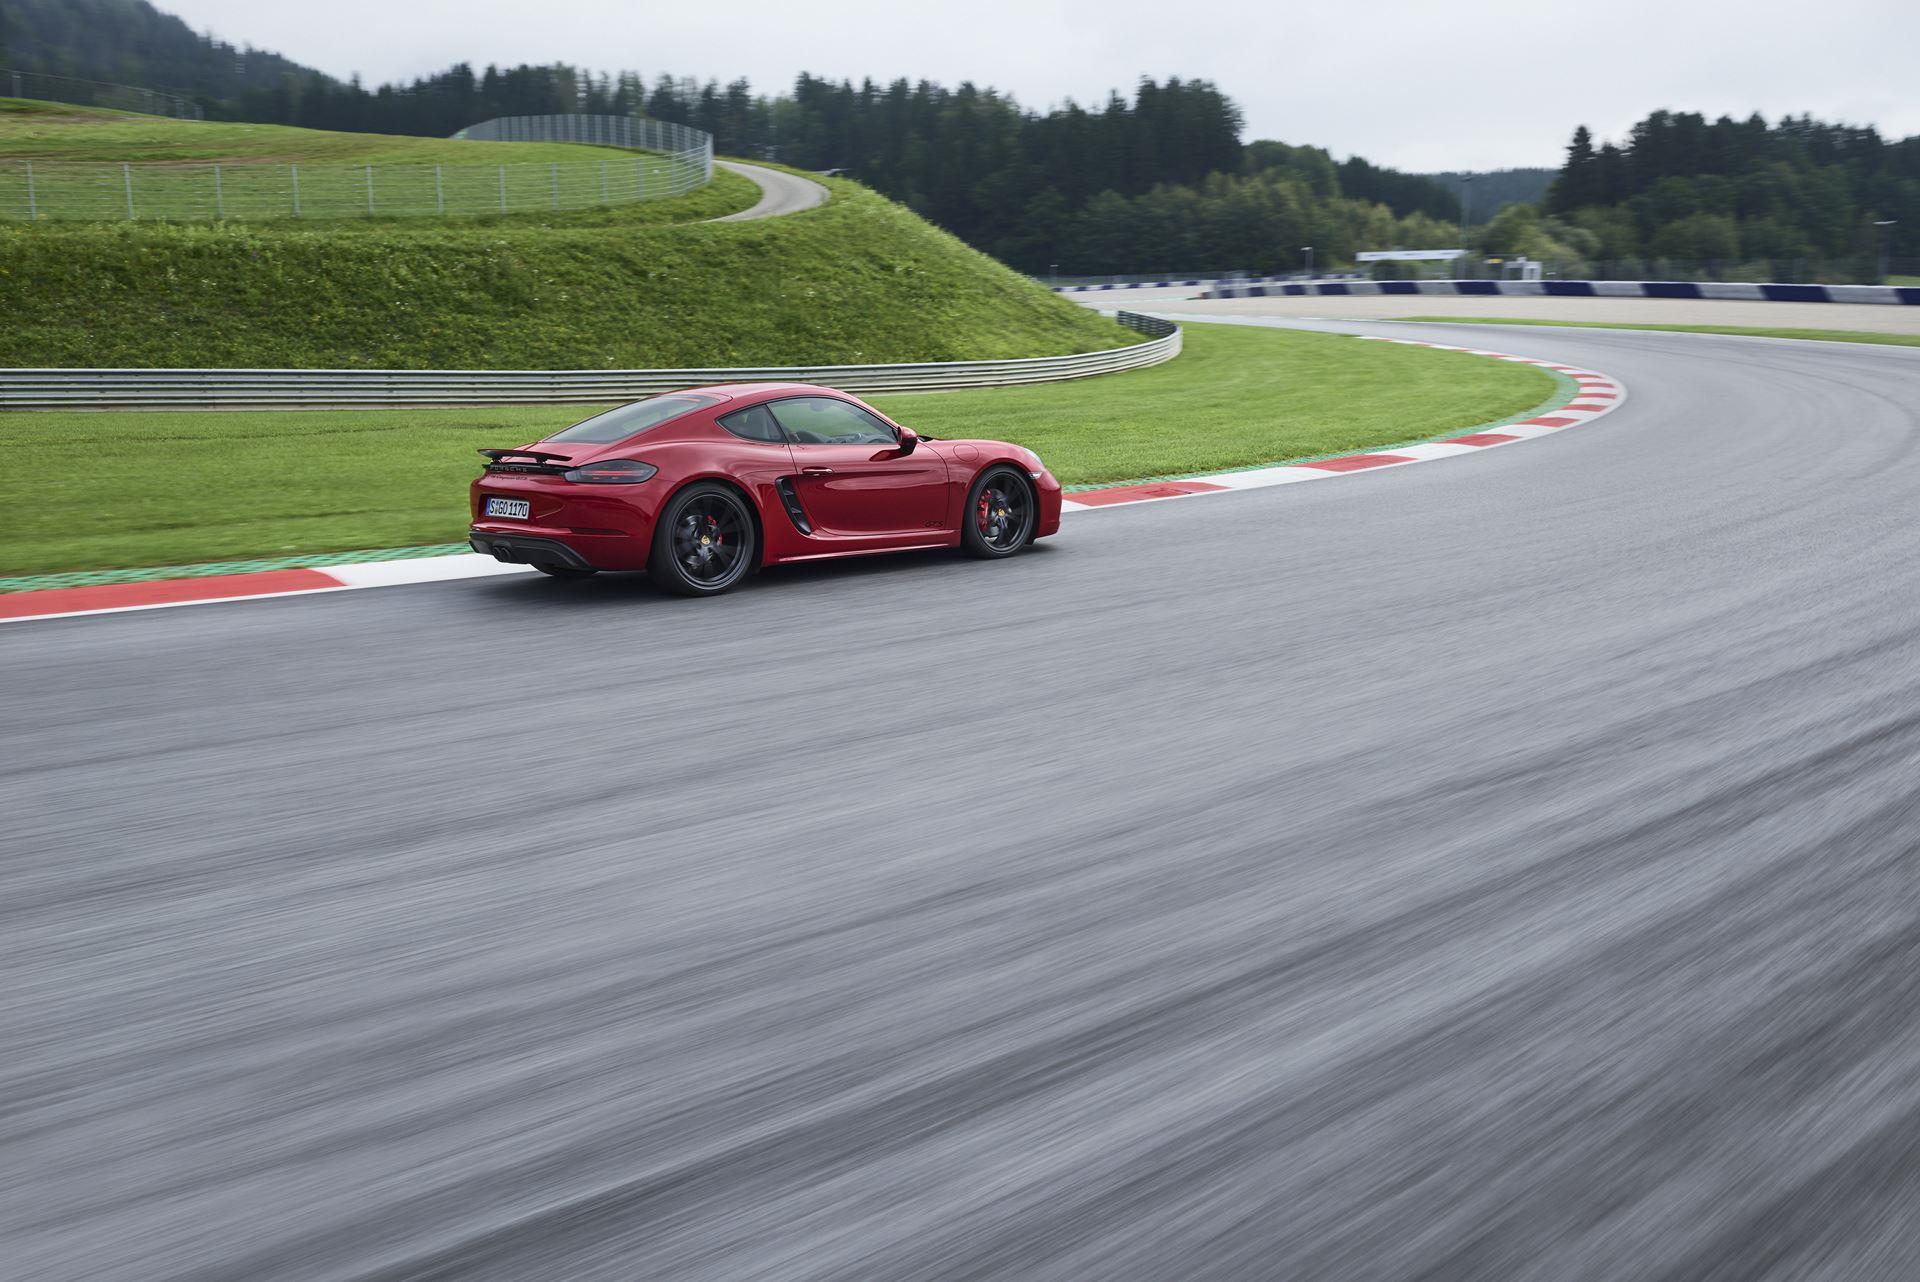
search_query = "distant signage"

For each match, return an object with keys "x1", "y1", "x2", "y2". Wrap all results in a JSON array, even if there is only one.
[{"x1": 1355, "y1": 249, "x2": 1466, "y2": 262}]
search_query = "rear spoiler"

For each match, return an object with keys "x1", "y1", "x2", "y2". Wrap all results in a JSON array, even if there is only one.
[{"x1": 479, "y1": 448, "x2": 571, "y2": 464}]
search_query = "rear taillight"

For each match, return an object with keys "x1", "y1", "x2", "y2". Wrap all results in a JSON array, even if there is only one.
[{"x1": 562, "y1": 459, "x2": 658, "y2": 484}]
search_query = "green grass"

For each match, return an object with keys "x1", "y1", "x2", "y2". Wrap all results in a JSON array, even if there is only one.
[
  {"x1": 0, "y1": 153, "x2": 756, "y2": 224},
  {"x1": 0, "y1": 98, "x2": 724, "y2": 221},
  {"x1": 883, "y1": 324, "x2": 1559, "y2": 485},
  {"x1": 1888, "y1": 275, "x2": 1920, "y2": 287},
  {"x1": 0, "y1": 172, "x2": 1133, "y2": 367},
  {"x1": 1403, "y1": 315, "x2": 1920, "y2": 348},
  {"x1": 0, "y1": 324, "x2": 1557, "y2": 576}
]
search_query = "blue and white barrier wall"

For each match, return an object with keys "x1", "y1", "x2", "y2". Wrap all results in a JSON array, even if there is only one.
[
  {"x1": 1055, "y1": 272, "x2": 1365, "y2": 293},
  {"x1": 1199, "y1": 279, "x2": 1920, "y2": 306}
]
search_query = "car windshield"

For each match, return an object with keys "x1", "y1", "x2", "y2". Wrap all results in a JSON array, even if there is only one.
[{"x1": 545, "y1": 393, "x2": 722, "y2": 444}]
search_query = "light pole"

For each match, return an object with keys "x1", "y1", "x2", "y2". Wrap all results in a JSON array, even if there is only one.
[
  {"x1": 1460, "y1": 174, "x2": 1474, "y2": 274},
  {"x1": 1874, "y1": 219, "x2": 1896, "y2": 284},
  {"x1": 1302, "y1": 245, "x2": 1314, "y2": 278}
]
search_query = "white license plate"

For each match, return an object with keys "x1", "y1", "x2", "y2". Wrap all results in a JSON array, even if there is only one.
[{"x1": 485, "y1": 497, "x2": 531, "y2": 520}]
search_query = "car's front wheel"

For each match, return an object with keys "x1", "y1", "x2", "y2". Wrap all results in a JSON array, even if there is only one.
[
  {"x1": 961, "y1": 465, "x2": 1036, "y2": 559},
  {"x1": 649, "y1": 481, "x2": 758, "y2": 596}
]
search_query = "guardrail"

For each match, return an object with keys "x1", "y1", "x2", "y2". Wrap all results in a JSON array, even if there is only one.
[
  {"x1": 1201, "y1": 279, "x2": 1920, "y2": 306},
  {"x1": 0, "y1": 312, "x2": 1181, "y2": 409}
]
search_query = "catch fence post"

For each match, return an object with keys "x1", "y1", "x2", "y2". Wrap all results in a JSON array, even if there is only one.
[
  {"x1": 550, "y1": 162, "x2": 558, "y2": 208},
  {"x1": 24, "y1": 162, "x2": 35, "y2": 220},
  {"x1": 600, "y1": 160, "x2": 607, "y2": 204},
  {"x1": 365, "y1": 164, "x2": 374, "y2": 216},
  {"x1": 498, "y1": 165, "x2": 506, "y2": 212},
  {"x1": 213, "y1": 164, "x2": 223, "y2": 218},
  {"x1": 291, "y1": 163, "x2": 300, "y2": 217},
  {"x1": 123, "y1": 162, "x2": 134, "y2": 219},
  {"x1": 435, "y1": 165, "x2": 444, "y2": 214}
]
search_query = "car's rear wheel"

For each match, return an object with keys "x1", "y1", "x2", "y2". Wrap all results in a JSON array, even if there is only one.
[
  {"x1": 649, "y1": 482, "x2": 757, "y2": 596},
  {"x1": 962, "y1": 465, "x2": 1035, "y2": 559},
  {"x1": 533, "y1": 563, "x2": 596, "y2": 579}
]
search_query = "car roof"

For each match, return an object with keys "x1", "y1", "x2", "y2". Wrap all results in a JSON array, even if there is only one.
[{"x1": 682, "y1": 381, "x2": 843, "y2": 403}]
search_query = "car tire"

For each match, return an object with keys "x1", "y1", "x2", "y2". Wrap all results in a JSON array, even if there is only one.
[
  {"x1": 961, "y1": 465, "x2": 1036, "y2": 559},
  {"x1": 649, "y1": 481, "x2": 758, "y2": 596},
  {"x1": 533, "y1": 563, "x2": 596, "y2": 579}
]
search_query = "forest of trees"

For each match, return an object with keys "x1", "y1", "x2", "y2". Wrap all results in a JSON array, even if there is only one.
[
  {"x1": 1533, "y1": 110, "x2": 1920, "y2": 277},
  {"x1": 2, "y1": 0, "x2": 1471, "y2": 273},
  {"x1": 1418, "y1": 168, "x2": 1555, "y2": 225},
  {"x1": 0, "y1": 0, "x2": 312, "y2": 100}
]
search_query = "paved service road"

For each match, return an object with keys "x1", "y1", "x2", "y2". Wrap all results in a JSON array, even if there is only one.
[
  {"x1": 7, "y1": 323, "x2": 1920, "y2": 1279},
  {"x1": 710, "y1": 160, "x2": 830, "y2": 221}
]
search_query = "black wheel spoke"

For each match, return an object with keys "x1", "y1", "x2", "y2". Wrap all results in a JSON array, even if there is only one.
[
  {"x1": 974, "y1": 482, "x2": 1025, "y2": 549},
  {"x1": 670, "y1": 495, "x2": 751, "y2": 586},
  {"x1": 963, "y1": 468, "x2": 1041, "y2": 560}
]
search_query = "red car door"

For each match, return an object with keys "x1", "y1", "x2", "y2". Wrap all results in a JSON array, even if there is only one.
[{"x1": 771, "y1": 396, "x2": 949, "y2": 537}]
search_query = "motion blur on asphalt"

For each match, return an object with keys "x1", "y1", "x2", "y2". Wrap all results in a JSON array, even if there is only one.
[{"x1": 7, "y1": 0, "x2": 1920, "y2": 1278}]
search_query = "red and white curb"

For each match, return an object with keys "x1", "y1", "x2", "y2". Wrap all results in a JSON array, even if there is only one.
[
  {"x1": 1, "y1": 339, "x2": 1623, "y2": 624},
  {"x1": 1059, "y1": 337, "x2": 1625, "y2": 511},
  {"x1": 0, "y1": 555, "x2": 532, "y2": 624}
]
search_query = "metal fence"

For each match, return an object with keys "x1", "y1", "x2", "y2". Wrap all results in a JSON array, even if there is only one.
[
  {"x1": 0, "y1": 114, "x2": 713, "y2": 222},
  {"x1": 453, "y1": 114, "x2": 712, "y2": 192},
  {"x1": 3, "y1": 67, "x2": 203, "y2": 119},
  {"x1": 0, "y1": 313, "x2": 1181, "y2": 409}
]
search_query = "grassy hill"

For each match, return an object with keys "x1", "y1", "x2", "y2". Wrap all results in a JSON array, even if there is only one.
[
  {"x1": 0, "y1": 98, "x2": 732, "y2": 221},
  {"x1": 0, "y1": 98, "x2": 645, "y2": 163},
  {"x1": 0, "y1": 105, "x2": 1135, "y2": 368}
]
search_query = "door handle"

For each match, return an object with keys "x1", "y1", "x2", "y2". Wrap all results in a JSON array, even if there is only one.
[{"x1": 800, "y1": 466, "x2": 834, "y2": 476}]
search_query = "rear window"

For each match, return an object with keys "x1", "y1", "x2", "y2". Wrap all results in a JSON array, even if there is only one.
[
  {"x1": 720, "y1": 404, "x2": 784, "y2": 443},
  {"x1": 545, "y1": 393, "x2": 721, "y2": 444}
]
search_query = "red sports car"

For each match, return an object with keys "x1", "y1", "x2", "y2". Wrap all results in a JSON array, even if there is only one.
[{"x1": 469, "y1": 382, "x2": 1061, "y2": 595}]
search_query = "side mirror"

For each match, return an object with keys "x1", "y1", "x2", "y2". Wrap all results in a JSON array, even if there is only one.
[{"x1": 894, "y1": 425, "x2": 919, "y2": 455}]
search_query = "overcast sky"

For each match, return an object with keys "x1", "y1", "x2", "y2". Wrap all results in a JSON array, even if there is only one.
[{"x1": 157, "y1": 0, "x2": 1920, "y2": 171}]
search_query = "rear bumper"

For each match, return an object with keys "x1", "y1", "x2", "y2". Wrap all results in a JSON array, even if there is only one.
[
  {"x1": 468, "y1": 512, "x2": 653, "y2": 570},
  {"x1": 467, "y1": 530, "x2": 598, "y2": 570}
]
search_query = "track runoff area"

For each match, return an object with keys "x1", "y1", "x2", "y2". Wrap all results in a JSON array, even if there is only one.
[{"x1": 0, "y1": 335, "x2": 1622, "y2": 624}]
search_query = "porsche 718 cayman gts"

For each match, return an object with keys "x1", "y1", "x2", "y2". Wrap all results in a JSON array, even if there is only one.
[{"x1": 469, "y1": 382, "x2": 1060, "y2": 595}]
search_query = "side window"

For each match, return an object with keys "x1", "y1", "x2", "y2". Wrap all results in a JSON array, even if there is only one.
[
  {"x1": 719, "y1": 404, "x2": 784, "y2": 443},
  {"x1": 770, "y1": 396, "x2": 897, "y2": 446}
]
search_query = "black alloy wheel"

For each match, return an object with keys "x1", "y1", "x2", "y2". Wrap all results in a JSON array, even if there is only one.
[
  {"x1": 962, "y1": 466, "x2": 1036, "y2": 558},
  {"x1": 649, "y1": 482, "x2": 757, "y2": 595}
]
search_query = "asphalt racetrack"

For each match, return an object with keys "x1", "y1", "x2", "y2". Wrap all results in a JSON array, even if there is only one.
[{"x1": 7, "y1": 322, "x2": 1920, "y2": 1279}]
